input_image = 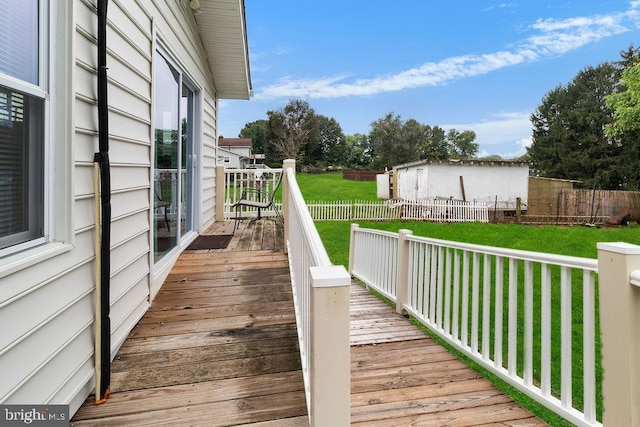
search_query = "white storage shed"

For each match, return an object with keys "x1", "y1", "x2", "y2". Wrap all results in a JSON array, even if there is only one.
[{"x1": 393, "y1": 159, "x2": 530, "y2": 208}]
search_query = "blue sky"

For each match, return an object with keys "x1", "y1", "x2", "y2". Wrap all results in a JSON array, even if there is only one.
[{"x1": 218, "y1": 1, "x2": 640, "y2": 158}]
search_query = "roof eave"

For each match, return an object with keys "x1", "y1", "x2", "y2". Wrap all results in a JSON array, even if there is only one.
[{"x1": 194, "y1": 0, "x2": 252, "y2": 100}]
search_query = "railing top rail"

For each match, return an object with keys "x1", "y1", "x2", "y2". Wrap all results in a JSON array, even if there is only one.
[
  {"x1": 353, "y1": 226, "x2": 597, "y2": 272},
  {"x1": 353, "y1": 227, "x2": 400, "y2": 239},
  {"x1": 286, "y1": 168, "x2": 331, "y2": 267},
  {"x1": 406, "y1": 233, "x2": 598, "y2": 271},
  {"x1": 224, "y1": 167, "x2": 283, "y2": 174}
]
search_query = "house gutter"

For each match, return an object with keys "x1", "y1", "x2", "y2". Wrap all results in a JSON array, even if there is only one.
[{"x1": 93, "y1": 0, "x2": 111, "y2": 404}]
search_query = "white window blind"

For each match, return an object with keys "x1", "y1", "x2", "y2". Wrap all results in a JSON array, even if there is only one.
[
  {"x1": 0, "y1": 87, "x2": 44, "y2": 250},
  {"x1": 0, "y1": 0, "x2": 39, "y2": 85},
  {"x1": 0, "y1": 0, "x2": 44, "y2": 252}
]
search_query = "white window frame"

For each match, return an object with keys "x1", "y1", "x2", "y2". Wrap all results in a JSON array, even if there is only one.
[
  {"x1": 152, "y1": 40, "x2": 202, "y2": 251},
  {"x1": 0, "y1": 0, "x2": 73, "y2": 275}
]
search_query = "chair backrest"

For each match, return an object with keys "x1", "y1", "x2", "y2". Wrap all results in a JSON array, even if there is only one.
[{"x1": 266, "y1": 171, "x2": 283, "y2": 204}]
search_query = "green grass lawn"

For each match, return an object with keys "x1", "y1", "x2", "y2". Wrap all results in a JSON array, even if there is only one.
[
  {"x1": 295, "y1": 171, "x2": 378, "y2": 201},
  {"x1": 315, "y1": 220, "x2": 640, "y2": 268},
  {"x1": 296, "y1": 171, "x2": 640, "y2": 426}
]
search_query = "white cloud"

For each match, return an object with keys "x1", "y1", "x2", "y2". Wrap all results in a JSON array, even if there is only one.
[
  {"x1": 525, "y1": 12, "x2": 633, "y2": 55},
  {"x1": 442, "y1": 112, "x2": 533, "y2": 158},
  {"x1": 254, "y1": 5, "x2": 639, "y2": 100}
]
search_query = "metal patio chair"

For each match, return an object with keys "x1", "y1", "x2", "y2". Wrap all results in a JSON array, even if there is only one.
[{"x1": 232, "y1": 172, "x2": 283, "y2": 233}]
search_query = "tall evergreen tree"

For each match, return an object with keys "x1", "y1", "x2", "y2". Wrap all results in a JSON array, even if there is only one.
[
  {"x1": 529, "y1": 45, "x2": 640, "y2": 189},
  {"x1": 316, "y1": 115, "x2": 347, "y2": 167},
  {"x1": 528, "y1": 63, "x2": 619, "y2": 188}
]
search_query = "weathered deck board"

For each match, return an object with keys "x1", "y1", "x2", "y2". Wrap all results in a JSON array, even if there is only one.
[
  {"x1": 71, "y1": 222, "x2": 305, "y2": 426},
  {"x1": 349, "y1": 284, "x2": 547, "y2": 426},
  {"x1": 72, "y1": 220, "x2": 546, "y2": 426}
]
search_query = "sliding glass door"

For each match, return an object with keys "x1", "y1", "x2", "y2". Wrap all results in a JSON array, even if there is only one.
[{"x1": 153, "y1": 51, "x2": 196, "y2": 263}]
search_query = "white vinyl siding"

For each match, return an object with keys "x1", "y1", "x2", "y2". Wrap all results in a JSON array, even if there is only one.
[{"x1": 0, "y1": 0, "x2": 221, "y2": 417}]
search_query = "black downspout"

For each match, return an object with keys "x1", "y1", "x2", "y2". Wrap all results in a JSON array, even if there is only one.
[{"x1": 94, "y1": 0, "x2": 111, "y2": 402}]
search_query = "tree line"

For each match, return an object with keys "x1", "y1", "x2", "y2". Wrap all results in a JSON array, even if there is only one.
[
  {"x1": 238, "y1": 100, "x2": 479, "y2": 171},
  {"x1": 237, "y1": 45, "x2": 640, "y2": 190}
]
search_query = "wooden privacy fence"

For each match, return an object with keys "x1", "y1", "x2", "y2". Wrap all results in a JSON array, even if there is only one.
[
  {"x1": 342, "y1": 170, "x2": 384, "y2": 181},
  {"x1": 306, "y1": 199, "x2": 489, "y2": 223},
  {"x1": 527, "y1": 187, "x2": 640, "y2": 223},
  {"x1": 558, "y1": 188, "x2": 640, "y2": 220}
]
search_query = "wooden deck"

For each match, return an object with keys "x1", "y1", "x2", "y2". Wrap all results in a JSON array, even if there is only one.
[{"x1": 71, "y1": 220, "x2": 546, "y2": 426}]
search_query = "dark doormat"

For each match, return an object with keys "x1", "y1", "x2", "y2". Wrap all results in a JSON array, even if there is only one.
[{"x1": 186, "y1": 234, "x2": 233, "y2": 250}]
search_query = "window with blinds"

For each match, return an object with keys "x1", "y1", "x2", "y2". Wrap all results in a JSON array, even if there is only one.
[
  {"x1": 0, "y1": 88, "x2": 44, "y2": 250},
  {"x1": 0, "y1": 0, "x2": 39, "y2": 85},
  {"x1": 0, "y1": 0, "x2": 45, "y2": 252}
]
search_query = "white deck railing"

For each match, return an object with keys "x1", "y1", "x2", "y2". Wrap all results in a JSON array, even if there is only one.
[
  {"x1": 216, "y1": 167, "x2": 283, "y2": 219},
  {"x1": 215, "y1": 167, "x2": 488, "y2": 224},
  {"x1": 350, "y1": 224, "x2": 602, "y2": 427},
  {"x1": 281, "y1": 160, "x2": 351, "y2": 426}
]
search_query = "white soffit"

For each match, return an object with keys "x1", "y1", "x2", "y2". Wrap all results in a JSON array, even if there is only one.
[{"x1": 194, "y1": 0, "x2": 252, "y2": 99}]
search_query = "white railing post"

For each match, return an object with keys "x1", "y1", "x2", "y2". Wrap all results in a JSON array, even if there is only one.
[
  {"x1": 597, "y1": 242, "x2": 640, "y2": 427},
  {"x1": 396, "y1": 229, "x2": 412, "y2": 314},
  {"x1": 282, "y1": 159, "x2": 295, "y2": 254},
  {"x1": 309, "y1": 265, "x2": 351, "y2": 427},
  {"x1": 348, "y1": 223, "x2": 359, "y2": 274},
  {"x1": 215, "y1": 165, "x2": 225, "y2": 221}
]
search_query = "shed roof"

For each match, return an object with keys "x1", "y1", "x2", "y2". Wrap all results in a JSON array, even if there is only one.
[
  {"x1": 394, "y1": 159, "x2": 531, "y2": 170},
  {"x1": 192, "y1": 0, "x2": 252, "y2": 100}
]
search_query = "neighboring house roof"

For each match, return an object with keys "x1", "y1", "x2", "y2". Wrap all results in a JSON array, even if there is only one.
[
  {"x1": 193, "y1": 0, "x2": 252, "y2": 100},
  {"x1": 218, "y1": 136, "x2": 252, "y2": 148},
  {"x1": 393, "y1": 159, "x2": 530, "y2": 170}
]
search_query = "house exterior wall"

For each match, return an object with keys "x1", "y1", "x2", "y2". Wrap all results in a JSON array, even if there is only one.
[
  {"x1": 1, "y1": 0, "x2": 224, "y2": 416},
  {"x1": 397, "y1": 162, "x2": 529, "y2": 208},
  {"x1": 217, "y1": 148, "x2": 243, "y2": 169}
]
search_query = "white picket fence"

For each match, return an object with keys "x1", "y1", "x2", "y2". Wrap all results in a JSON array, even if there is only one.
[
  {"x1": 218, "y1": 168, "x2": 488, "y2": 223},
  {"x1": 306, "y1": 199, "x2": 489, "y2": 222}
]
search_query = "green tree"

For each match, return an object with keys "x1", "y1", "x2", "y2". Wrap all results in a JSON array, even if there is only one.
[
  {"x1": 606, "y1": 63, "x2": 640, "y2": 136},
  {"x1": 605, "y1": 48, "x2": 640, "y2": 189},
  {"x1": 422, "y1": 125, "x2": 449, "y2": 160},
  {"x1": 481, "y1": 154, "x2": 505, "y2": 161},
  {"x1": 369, "y1": 113, "x2": 422, "y2": 168},
  {"x1": 447, "y1": 129, "x2": 478, "y2": 159},
  {"x1": 239, "y1": 119, "x2": 268, "y2": 154},
  {"x1": 344, "y1": 133, "x2": 372, "y2": 168},
  {"x1": 316, "y1": 115, "x2": 347, "y2": 167},
  {"x1": 266, "y1": 99, "x2": 318, "y2": 165},
  {"x1": 528, "y1": 63, "x2": 620, "y2": 189}
]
